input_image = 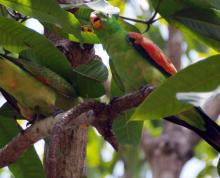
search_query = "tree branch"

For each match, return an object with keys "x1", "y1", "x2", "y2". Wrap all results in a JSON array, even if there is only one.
[{"x1": 0, "y1": 85, "x2": 154, "y2": 168}]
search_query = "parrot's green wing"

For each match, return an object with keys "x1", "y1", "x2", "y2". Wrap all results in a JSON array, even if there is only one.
[
  {"x1": 0, "y1": 57, "x2": 75, "y2": 120},
  {"x1": 5, "y1": 55, "x2": 76, "y2": 98}
]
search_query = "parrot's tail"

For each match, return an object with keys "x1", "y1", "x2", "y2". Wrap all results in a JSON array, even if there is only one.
[{"x1": 165, "y1": 107, "x2": 220, "y2": 152}]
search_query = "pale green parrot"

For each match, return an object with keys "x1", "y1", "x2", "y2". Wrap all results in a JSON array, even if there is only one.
[
  {"x1": 89, "y1": 12, "x2": 220, "y2": 151},
  {"x1": 0, "y1": 56, "x2": 77, "y2": 121}
]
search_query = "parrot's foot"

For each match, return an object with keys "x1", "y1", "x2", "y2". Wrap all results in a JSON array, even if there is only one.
[
  {"x1": 26, "y1": 106, "x2": 44, "y2": 127},
  {"x1": 26, "y1": 115, "x2": 44, "y2": 126},
  {"x1": 51, "y1": 106, "x2": 64, "y2": 117},
  {"x1": 109, "y1": 96, "x2": 119, "y2": 103},
  {"x1": 26, "y1": 119, "x2": 35, "y2": 127},
  {"x1": 26, "y1": 118, "x2": 38, "y2": 126},
  {"x1": 52, "y1": 109, "x2": 64, "y2": 117}
]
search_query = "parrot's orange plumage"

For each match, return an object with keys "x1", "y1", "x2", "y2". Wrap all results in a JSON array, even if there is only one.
[{"x1": 128, "y1": 32, "x2": 177, "y2": 76}]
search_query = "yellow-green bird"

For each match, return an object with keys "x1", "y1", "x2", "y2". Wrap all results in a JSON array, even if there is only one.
[{"x1": 0, "y1": 57, "x2": 77, "y2": 121}]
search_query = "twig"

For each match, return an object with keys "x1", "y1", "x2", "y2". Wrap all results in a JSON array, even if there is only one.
[
  {"x1": 6, "y1": 9, "x2": 29, "y2": 22},
  {"x1": 119, "y1": 0, "x2": 162, "y2": 32},
  {"x1": 119, "y1": 16, "x2": 161, "y2": 24}
]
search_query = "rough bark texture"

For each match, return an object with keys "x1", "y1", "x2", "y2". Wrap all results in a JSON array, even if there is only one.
[
  {"x1": 43, "y1": 45, "x2": 92, "y2": 178},
  {"x1": 0, "y1": 86, "x2": 154, "y2": 168},
  {"x1": 44, "y1": 1, "x2": 94, "y2": 177},
  {"x1": 142, "y1": 126, "x2": 199, "y2": 178},
  {"x1": 56, "y1": 127, "x2": 88, "y2": 178},
  {"x1": 141, "y1": 25, "x2": 200, "y2": 178}
]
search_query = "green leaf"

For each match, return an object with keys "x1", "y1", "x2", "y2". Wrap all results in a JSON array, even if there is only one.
[
  {"x1": 151, "y1": 1, "x2": 220, "y2": 50},
  {"x1": 80, "y1": 31, "x2": 100, "y2": 44},
  {"x1": 132, "y1": 55, "x2": 220, "y2": 121},
  {"x1": 204, "y1": 0, "x2": 220, "y2": 9},
  {"x1": 0, "y1": 16, "x2": 73, "y2": 81},
  {"x1": 0, "y1": 0, "x2": 82, "y2": 40},
  {"x1": 173, "y1": 8, "x2": 220, "y2": 51},
  {"x1": 43, "y1": 22, "x2": 100, "y2": 44},
  {"x1": 0, "y1": 102, "x2": 22, "y2": 118},
  {"x1": 113, "y1": 111, "x2": 143, "y2": 145},
  {"x1": 197, "y1": 164, "x2": 219, "y2": 178},
  {"x1": 151, "y1": 0, "x2": 212, "y2": 18},
  {"x1": 87, "y1": 128, "x2": 101, "y2": 167},
  {"x1": 73, "y1": 59, "x2": 108, "y2": 82},
  {"x1": 73, "y1": 58, "x2": 108, "y2": 98},
  {"x1": 0, "y1": 116, "x2": 45, "y2": 178},
  {"x1": 74, "y1": 7, "x2": 93, "y2": 24},
  {"x1": 37, "y1": 6, "x2": 99, "y2": 44},
  {"x1": 150, "y1": 0, "x2": 188, "y2": 18},
  {"x1": 195, "y1": 141, "x2": 218, "y2": 161}
]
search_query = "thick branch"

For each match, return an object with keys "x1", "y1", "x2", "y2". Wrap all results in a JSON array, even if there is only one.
[{"x1": 0, "y1": 85, "x2": 154, "y2": 167}]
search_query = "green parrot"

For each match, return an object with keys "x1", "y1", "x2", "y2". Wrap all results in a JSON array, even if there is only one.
[
  {"x1": 0, "y1": 56, "x2": 77, "y2": 121},
  {"x1": 89, "y1": 12, "x2": 220, "y2": 151}
]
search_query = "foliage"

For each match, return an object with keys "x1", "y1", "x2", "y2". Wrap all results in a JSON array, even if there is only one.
[
  {"x1": 133, "y1": 55, "x2": 220, "y2": 121},
  {"x1": 0, "y1": 0, "x2": 219, "y2": 177},
  {"x1": 0, "y1": 112, "x2": 45, "y2": 178}
]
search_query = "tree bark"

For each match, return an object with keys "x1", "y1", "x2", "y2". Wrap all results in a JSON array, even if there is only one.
[
  {"x1": 44, "y1": 1, "x2": 94, "y2": 177},
  {"x1": 142, "y1": 126, "x2": 199, "y2": 178},
  {"x1": 55, "y1": 127, "x2": 88, "y2": 178}
]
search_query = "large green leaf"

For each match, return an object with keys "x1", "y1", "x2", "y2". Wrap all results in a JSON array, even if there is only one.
[
  {"x1": 0, "y1": 114, "x2": 45, "y2": 178},
  {"x1": 0, "y1": 102, "x2": 22, "y2": 118},
  {"x1": 151, "y1": 0, "x2": 212, "y2": 18},
  {"x1": 0, "y1": 0, "x2": 82, "y2": 40},
  {"x1": 113, "y1": 111, "x2": 143, "y2": 145},
  {"x1": 204, "y1": 0, "x2": 220, "y2": 9},
  {"x1": 150, "y1": 1, "x2": 220, "y2": 51},
  {"x1": 132, "y1": 55, "x2": 220, "y2": 121},
  {"x1": 73, "y1": 59, "x2": 108, "y2": 82},
  {"x1": 73, "y1": 59, "x2": 108, "y2": 98},
  {"x1": 173, "y1": 8, "x2": 220, "y2": 51},
  {"x1": 0, "y1": 16, "x2": 73, "y2": 80}
]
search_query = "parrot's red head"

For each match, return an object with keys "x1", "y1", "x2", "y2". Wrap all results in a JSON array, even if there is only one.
[
  {"x1": 90, "y1": 12, "x2": 119, "y2": 33},
  {"x1": 90, "y1": 13, "x2": 103, "y2": 30}
]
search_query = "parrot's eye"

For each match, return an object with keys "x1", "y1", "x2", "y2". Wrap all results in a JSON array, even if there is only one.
[{"x1": 90, "y1": 14, "x2": 103, "y2": 30}]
